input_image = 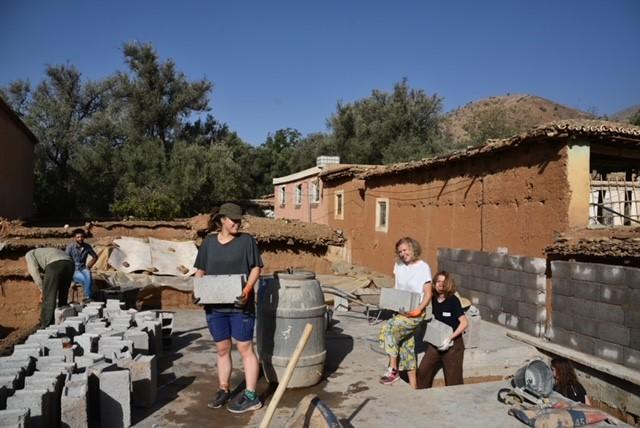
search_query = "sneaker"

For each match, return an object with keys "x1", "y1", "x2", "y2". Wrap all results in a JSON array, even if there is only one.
[
  {"x1": 207, "y1": 389, "x2": 231, "y2": 409},
  {"x1": 379, "y1": 367, "x2": 400, "y2": 385},
  {"x1": 226, "y1": 391, "x2": 263, "y2": 413}
]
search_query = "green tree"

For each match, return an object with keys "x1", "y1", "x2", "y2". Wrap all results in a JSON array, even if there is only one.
[
  {"x1": 328, "y1": 79, "x2": 446, "y2": 164},
  {"x1": 252, "y1": 128, "x2": 302, "y2": 196},
  {"x1": 630, "y1": 109, "x2": 640, "y2": 126},
  {"x1": 462, "y1": 105, "x2": 536, "y2": 146}
]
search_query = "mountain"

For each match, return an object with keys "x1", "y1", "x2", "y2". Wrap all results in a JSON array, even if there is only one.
[
  {"x1": 443, "y1": 94, "x2": 594, "y2": 145},
  {"x1": 609, "y1": 105, "x2": 640, "y2": 123}
]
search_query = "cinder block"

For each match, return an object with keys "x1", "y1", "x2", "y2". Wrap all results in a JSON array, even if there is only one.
[
  {"x1": 13, "y1": 344, "x2": 43, "y2": 357},
  {"x1": 488, "y1": 253, "x2": 507, "y2": 268},
  {"x1": 124, "y1": 329, "x2": 150, "y2": 356},
  {"x1": 482, "y1": 266, "x2": 501, "y2": 281},
  {"x1": 592, "y1": 301, "x2": 625, "y2": 324},
  {"x1": 473, "y1": 278, "x2": 490, "y2": 293},
  {"x1": 572, "y1": 280, "x2": 601, "y2": 301},
  {"x1": 0, "y1": 374, "x2": 20, "y2": 393},
  {"x1": 501, "y1": 298, "x2": 518, "y2": 315},
  {"x1": 599, "y1": 283, "x2": 628, "y2": 305},
  {"x1": 505, "y1": 255, "x2": 524, "y2": 271},
  {"x1": 456, "y1": 263, "x2": 473, "y2": 277},
  {"x1": 623, "y1": 347, "x2": 640, "y2": 370},
  {"x1": 476, "y1": 305, "x2": 497, "y2": 322},
  {"x1": 520, "y1": 288, "x2": 546, "y2": 305},
  {"x1": 519, "y1": 272, "x2": 546, "y2": 291},
  {"x1": 628, "y1": 328, "x2": 640, "y2": 350},
  {"x1": 499, "y1": 269, "x2": 517, "y2": 286},
  {"x1": 74, "y1": 334, "x2": 99, "y2": 355},
  {"x1": 0, "y1": 357, "x2": 34, "y2": 375},
  {"x1": 627, "y1": 267, "x2": 640, "y2": 289},
  {"x1": 379, "y1": 288, "x2": 421, "y2": 312},
  {"x1": 595, "y1": 264, "x2": 626, "y2": 286},
  {"x1": 596, "y1": 322, "x2": 630, "y2": 346},
  {"x1": 61, "y1": 377, "x2": 89, "y2": 428},
  {"x1": 35, "y1": 356, "x2": 65, "y2": 372},
  {"x1": 470, "y1": 251, "x2": 489, "y2": 266},
  {"x1": 437, "y1": 248, "x2": 451, "y2": 261},
  {"x1": 0, "y1": 408, "x2": 30, "y2": 427},
  {"x1": 117, "y1": 355, "x2": 157, "y2": 408},
  {"x1": 484, "y1": 294, "x2": 502, "y2": 311},
  {"x1": 143, "y1": 321, "x2": 162, "y2": 357},
  {"x1": 593, "y1": 338, "x2": 624, "y2": 364},
  {"x1": 75, "y1": 353, "x2": 106, "y2": 369},
  {"x1": 106, "y1": 299, "x2": 124, "y2": 309},
  {"x1": 551, "y1": 310, "x2": 574, "y2": 331},
  {"x1": 552, "y1": 294, "x2": 571, "y2": 312},
  {"x1": 517, "y1": 302, "x2": 546, "y2": 323},
  {"x1": 523, "y1": 257, "x2": 547, "y2": 275},
  {"x1": 571, "y1": 263, "x2": 597, "y2": 282},
  {"x1": 518, "y1": 318, "x2": 544, "y2": 337},
  {"x1": 99, "y1": 370, "x2": 131, "y2": 428},
  {"x1": 570, "y1": 332, "x2": 596, "y2": 355},
  {"x1": 7, "y1": 389, "x2": 48, "y2": 428},
  {"x1": 573, "y1": 315, "x2": 598, "y2": 337},
  {"x1": 54, "y1": 306, "x2": 76, "y2": 325},
  {"x1": 470, "y1": 263, "x2": 485, "y2": 278},
  {"x1": 496, "y1": 312, "x2": 519, "y2": 329},
  {"x1": 547, "y1": 326, "x2": 572, "y2": 346},
  {"x1": 552, "y1": 277, "x2": 574, "y2": 297},
  {"x1": 551, "y1": 261, "x2": 572, "y2": 279},
  {"x1": 625, "y1": 311, "x2": 640, "y2": 329},
  {"x1": 0, "y1": 369, "x2": 25, "y2": 390},
  {"x1": 568, "y1": 298, "x2": 597, "y2": 319},
  {"x1": 61, "y1": 320, "x2": 84, "y2": 337},
  {"x1": 193, "y1": 274, "x2": 245, "y2": 304},
  {"x1": 449, "y1": 248, "x2": 465, "y2": 262},
  {"x1": 423, "y1": 319, "x2": 453, "y2": 347},
  {"x1": 488, "y1": 281, "x2": 509, "y2": 297},
  {"x1": 503, "y1": 284, "x2": 523, "y2": 301}
]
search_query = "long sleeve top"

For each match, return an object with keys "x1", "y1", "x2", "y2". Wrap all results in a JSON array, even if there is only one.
[{"x1": 25, "y1": 248, "x2": 72, "y2": 289}]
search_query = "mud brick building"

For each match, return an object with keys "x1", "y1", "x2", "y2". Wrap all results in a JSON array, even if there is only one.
[{"x1": 0, "y1": 97, "x2": 38, "y2": 219}]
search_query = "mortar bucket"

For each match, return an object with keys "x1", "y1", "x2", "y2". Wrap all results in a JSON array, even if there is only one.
[{"x1": 512, "y1": 360, "x2": 554, "y2": 397}]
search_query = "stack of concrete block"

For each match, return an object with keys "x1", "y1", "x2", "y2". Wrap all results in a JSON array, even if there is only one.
[
  {"x1": 116, "y1": 355, "x2": 157, "y2": 408},
  {"x1": 6, "y1": 389, "x2": 48, "y2": 428},
  {"x1": 437, "y1": 247, "x2": 547, "y2": 337},
  {"x1": 0, "y1": 408, "x2": 30, "y2": 427},
  {"x1": 550, "y1": 261, "x2": 640, "y2": 370}
]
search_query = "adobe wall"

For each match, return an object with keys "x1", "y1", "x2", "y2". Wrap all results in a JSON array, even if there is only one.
[
  {"x1": 0, "y1": 109, "x2": 35, "y2": 219},
  {"x1": 326, "y1": 142, "x2": 571, "y2": 275}
]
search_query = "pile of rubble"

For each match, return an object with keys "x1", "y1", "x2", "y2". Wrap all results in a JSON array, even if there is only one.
[{"x1": 0, "y1": 299, "x2": 173, "y2": 428}]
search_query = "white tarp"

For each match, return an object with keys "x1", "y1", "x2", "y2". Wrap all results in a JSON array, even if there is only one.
[{"x1": 108, "y1": 237, "x2": 198, "y2": 277}]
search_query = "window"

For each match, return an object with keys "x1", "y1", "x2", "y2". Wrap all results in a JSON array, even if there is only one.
[
  {"x1": 295, "y1": 184, "x2": 303, "y2": 206},
  {"x1": 279, "y1": 186, "x2": 286, "y2": 205},
  {"x1": 310, "y1": 180, "x2": 320, "y2": 203},
  {"x1": 376, "y1": 198, "x2": 389, "y2": 232},
  {"x1": 334, "y1": 190, "x2": 344, "y2": 219}
]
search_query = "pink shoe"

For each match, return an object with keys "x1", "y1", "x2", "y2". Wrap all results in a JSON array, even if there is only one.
[{"x1": 380, "y1": 368, "x2": 400, "y2": 385}]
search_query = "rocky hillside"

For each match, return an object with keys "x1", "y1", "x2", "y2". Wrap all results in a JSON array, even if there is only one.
[{"x1": 444, "y1": 94, "x2": 594, "y2": 145}]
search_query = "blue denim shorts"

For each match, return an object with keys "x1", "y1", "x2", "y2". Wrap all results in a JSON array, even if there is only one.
[{"x1": 205, "y1": 310, "x2": 255, "y2": 342}]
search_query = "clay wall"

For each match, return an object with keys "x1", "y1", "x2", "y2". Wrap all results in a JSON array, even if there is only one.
[
  {"x1": 0, "y1": 108, "x2": 35, "y2": 219},
  {"x1": 325, "y1": 142, "x2": 571, "y2": 275}
]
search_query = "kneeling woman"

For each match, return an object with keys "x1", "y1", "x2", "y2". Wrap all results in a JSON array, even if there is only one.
[
  {"x1": 417, "y1": 271, "x2": 468, "y2": 388},
  {"x1": 379, "y1": 237, "x2": 432, "y2": 389}
]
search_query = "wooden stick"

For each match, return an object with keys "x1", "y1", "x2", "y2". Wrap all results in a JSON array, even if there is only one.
[{"x1": 259, "y1": 323, "x2": 314, "y2": 428}]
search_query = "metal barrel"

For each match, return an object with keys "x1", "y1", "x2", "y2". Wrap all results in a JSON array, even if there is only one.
[{"x1": 257, "y1": 270, "x2": 327, "y2": 388}]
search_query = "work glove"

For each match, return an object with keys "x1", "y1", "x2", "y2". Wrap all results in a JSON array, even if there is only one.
[
  {"x1": 404, "y1": 308, "x2": 423, "y2": 318},
  {"x1": 437, "y1": 336, "x2": 453, "y2": 351},
  {"x1": 234, "y1": 288, "x2": 252, "y2": 308}
]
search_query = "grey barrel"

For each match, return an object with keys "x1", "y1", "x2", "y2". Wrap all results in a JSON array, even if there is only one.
[{"x1": 257, "y1": 270, "x2": 327, "y2": 388}]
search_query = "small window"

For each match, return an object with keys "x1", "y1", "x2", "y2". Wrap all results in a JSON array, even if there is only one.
[
  {"x1": 279, "y1": 186, "x2": 286, "y2": 205},
  {"x1": 376, "y1": 198, "x2": 389, "y2": 232},
  {"x1": 334, "y1": 190, "x2": 344, "y2": 219},
  {"x1": 295, "y1": 184, "x2": 303, "y2": 205},
  {"x1": 311, "y1": 180, "x2": 320, "y2": 203}
]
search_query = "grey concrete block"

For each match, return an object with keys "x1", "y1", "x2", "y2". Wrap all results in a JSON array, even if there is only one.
[
  {"x1": 455, "y1": 263, "x2": 473, "y2": 277},
  {"x1": 437, "y1": 247, "x2": 451, "y2": 261},
  {"x1": 35, "y1": 356, "x2": 65, "y2": 372},
  {"x1": 487, "y1": 281, "x2": 509, "y2": 298},
  {"x1": 518, "y1": 272, "x2": 547, "y2": 291},
  {"x1": 116, "y1": 355, "x2": 157, "y2": 408},
  {"x1": 106, "y1": 299, "x2": 124, "y2": 309},
  {"x1": 470, "y1": 250, "x2": 489, "y2": 266},
  {"x1": 600, "y1": 283, "x2": 629, "y2": 305},
  {"x1": 498, "y1": 269, "x2": 518, "y2": 286},
  {"x1": 99, "y1": 370, "x2": 131, "y2": 428},
  {"x1": 7, "y1": 389, "x2": 48, "y2": 428},
  {"x1": 0, "y1": 374, "x2": 20, "y2": 393},
  {"x1": 571, "y1": 262, "x2": 597, "y2": 282},
  {"x1": 627, "y1": 267, "x2": 640, "y2": 289},
  {"x1": 13, "y1": 344, "x2": 43, "y2": 357},
  {"x1": 552, "y1": 277, "x2": 573, "y2": 297},
  {"x1": 484, "y1": 294, "x2": 503, "y2": 311},
  {"x1": 61, "y1": 320, "x2": 84, "y2": 337},
  {"x1": 518, "y1": 318, "x2": 544, "y2": 337},
  {"x1": 595, "y1": 264, "x2": 626, "y2": 286},
  {"x1": 143, "y1": 321, "x2": 162, "y2": 357},
  {"x1": 482, "y1": 266, "x2": 501, "y2": 281},
  {"x1": 73, "y1": 334, "x2": 99, "y2": 355},
  {"x1": 505, "y1": 255, "x2": 524, "y2": 271},
  {"x1": 570, "y1": 332, "x2": 596, "y2": 355},
  {"x1": 0, "y1": 369, "x2": 25, "y2": 390},
  {"x1": 625, "y1": 311, "x2": 640, "y2": 329},
  {"x1": 476, "y1": 305, "x2": 497, "y2": 322},
  {"x1": 551, "y1": 310, "x2": 574, "y2": 331},
  {"x1": 523, "y1": 257, "x2": 546, "y2": 275},
  {"x1": 501, "y1": 298, "x2": 518, "y2": 315},
  {"x1": 629, "y1": 328, "x2": 640, "y2": 350},
  {"x1": 470, "y1": 263, "x2": 485, "y2": 279},
  {"x1": 75, "y1": 353, "x2": 106, "y2": 369},
  {"x1": 520, "y1": 288, "x2": 546, "y2": 305},
  {"x1": 552, "y1": 294, "x2": 571, "y2": 312},
  {"x1": 193, "y1": 274, "x2": 245, "y2": 304},
  {"x1": 124, "y1": 329, "x2": 150, "y2": 356},
  {"x1": 517, "y1": 302, "x2": 546, "y2": 323},
  {"x1": 61, "y1": 377, "x2": 88, "y2": 428},
  {"x1": 54, "y1": 306, "x2": 76, "y2": 325},
  {"x1": 572, "y1": 280, "x2": 601, "y2": 301},
  {"x1": 572, "y1": 315, "x2": 598, "y2": 337},
  {"x1": 488, "y1": 253, "x2": 507, "y2": 268},
  {"x1": 593, "y1": 338, "x2": 624, "y2": 364},
  {"x1": 496, "y1": 312, "x2": 519, "y2": 329},
  {"x1": 0, "y1": 408, "x2": 30, "y2": 427},
  {"x1": 551, "y1": 261, "x2": 572, "y2": 279},
  {"x1": 449, "y1": 248, "x2": 467, "y2": 262},
  {"x1": 623, "y1": 346, "x2": 640, "y2": 370},
  {"x1": 591, "y1": 301, "x2": 625, "y2": 324},
  {"x1": 379, "y1": 288, "x2": 421, "y2": 312},
  {"x1": 503, "y1": 284, "x2": 523, "y2": 301},
  {"x1": 596, "y1": 322, "x2": 630, "y2": 346}
]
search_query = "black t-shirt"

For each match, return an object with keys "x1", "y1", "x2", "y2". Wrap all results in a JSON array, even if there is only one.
[
  {"x1": 194, "y1": 233, "x2": 263, "y2": 312},
  {"x1": 554, "y1": 382, "x2": 587, "y2": 404},
  {"x1": 432, "y1": 294, "x2": 465, "y2": 331}
]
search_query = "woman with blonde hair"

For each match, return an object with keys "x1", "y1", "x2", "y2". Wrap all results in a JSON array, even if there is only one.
[
  {"x1": 378, "y1": 237, "x2": 432, "y2": 389},
  {"x1": 417, "y1": 271, "x2": 468, "y2": 388}
]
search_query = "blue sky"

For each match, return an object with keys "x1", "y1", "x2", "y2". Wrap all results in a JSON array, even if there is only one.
[{"x1": 1, "y1": 0, "x2": 639, "y2": 145}]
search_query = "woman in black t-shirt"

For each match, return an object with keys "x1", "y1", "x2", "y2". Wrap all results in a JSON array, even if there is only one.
[
  {"x1": 551, "y1": 357, "x2": 591, "y2": 405},
  {"x1": 417, "y1": 271, "x2": 469, "y2": 388}
]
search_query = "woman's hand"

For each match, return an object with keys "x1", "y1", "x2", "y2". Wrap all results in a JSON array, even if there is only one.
[
  {"x1": 234, "y1": 287, "x2": 253, "y2": 308},
  {"x1": 404, "y1": 308, "x2": 423, "y2": 318},
  {"x1": 438, "y1": 336, "x2": 453, "y2": 351}
]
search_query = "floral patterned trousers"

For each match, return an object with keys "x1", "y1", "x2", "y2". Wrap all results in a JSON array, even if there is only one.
[{"x1": 378, "y1": 313, "x2": 425, "y2": 371}]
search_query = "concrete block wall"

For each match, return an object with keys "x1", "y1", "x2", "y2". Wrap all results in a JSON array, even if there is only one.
[
  {"x1": 549, "y1": 261, "x2": 640, "y2": 370},
  {"x1": 438, "y1": 248, "x2": 547, "y2": 337}
]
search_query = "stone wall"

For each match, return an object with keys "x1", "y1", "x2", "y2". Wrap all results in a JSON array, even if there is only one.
[
  {"x1": 549, "y1": 261, "x2": 640, "y2": 370},
  {"x1": 438, "y1": 248, "x2": 547, "y2": 337}
]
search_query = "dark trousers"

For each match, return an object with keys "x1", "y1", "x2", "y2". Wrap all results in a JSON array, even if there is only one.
[
  {"x1": 41, "y1": 260, "x2": 74, "y2": 327},
  {"x1": 417, "y1": 336, "x2": 465, "y2": 388}
]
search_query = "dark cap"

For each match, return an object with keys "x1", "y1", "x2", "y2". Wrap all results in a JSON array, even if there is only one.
[{"x1": 217, "y1": 203, "x2": 243, "y2": 220}]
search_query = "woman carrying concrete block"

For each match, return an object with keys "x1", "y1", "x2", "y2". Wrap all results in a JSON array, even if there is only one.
[
  {"x1": 378, "y1": 237, "x2": 433, "y2": 389},
  {"x1": 417, "y1": 271, "x2": 469, "y2": 387},
  {"x1": 194, "y1": 202, "x2": 263, "y2": 413}
]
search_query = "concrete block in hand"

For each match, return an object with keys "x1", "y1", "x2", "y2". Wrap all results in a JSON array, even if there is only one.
[
  {"x1": 379, "y1": 288, "x2": 421, "y2": 313},
  {"x1": 423, "y1": 319, "x2": 453, "y2": 347},
  {"x1": 193, "y1": 274, "x2": 245, "y2": 304}
]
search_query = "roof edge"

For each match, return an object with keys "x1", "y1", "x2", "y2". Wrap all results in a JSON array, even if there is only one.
[{"x1": 0, "y1": 96, "x2": 39, "y2": 145}]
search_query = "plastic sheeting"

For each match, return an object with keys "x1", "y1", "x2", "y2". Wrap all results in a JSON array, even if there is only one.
[{"x1": 108, "y1": 237, "x2": 198, "y2": 277}]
